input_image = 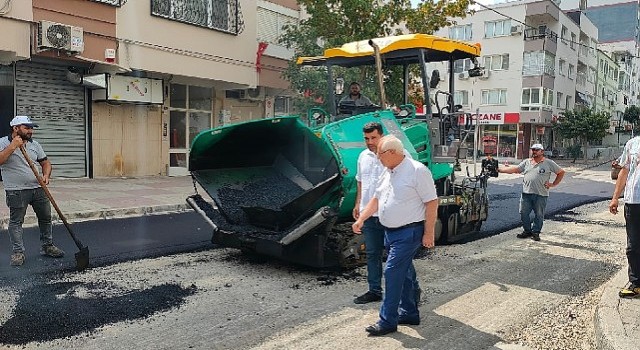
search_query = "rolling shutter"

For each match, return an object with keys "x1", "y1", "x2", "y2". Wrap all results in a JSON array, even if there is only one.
[{"x1": 15, "y1": 61, "x2": 87, "y2": 178}]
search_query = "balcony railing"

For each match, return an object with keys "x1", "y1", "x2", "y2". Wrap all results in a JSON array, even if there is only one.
[
  {"x1": 151, "y1": 0, "x2": 244, "y2": 35},
  {"x1": 89, "y1": 0, "x2": 125, "y2": 6},
  {"x1": 524, "y1": 28, "x2": 558, "y2": 42}
]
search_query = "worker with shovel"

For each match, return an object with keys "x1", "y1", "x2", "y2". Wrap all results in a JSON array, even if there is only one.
[{"x1": 0, "y1": 116, "x2": 65, "y2": 266}]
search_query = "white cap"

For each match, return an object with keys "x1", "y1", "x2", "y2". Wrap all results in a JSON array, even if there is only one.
[
  {"x1": 530, "y1": 143, "x2": 544, "y2": 150},
  {"x1": 10, "y1": 116, "x2": 39, "y2": 128}
]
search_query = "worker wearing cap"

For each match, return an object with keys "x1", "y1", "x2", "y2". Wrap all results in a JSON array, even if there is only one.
[
  {"x1": 497, "y1": 143, "x2": 565, "y2": 241},
  {"x1": 0, "y1": 116, "x2": 64, "y2": 266}
]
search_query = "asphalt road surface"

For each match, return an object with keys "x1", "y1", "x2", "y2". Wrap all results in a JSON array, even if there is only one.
[{"x1": 0, "y1": 164, "x2": 623, "y2": 349}]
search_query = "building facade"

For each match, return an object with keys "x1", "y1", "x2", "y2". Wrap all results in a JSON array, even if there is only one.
[
  {"x1": 0, "y1": 0, "x2": 300, "y2": 178},
  {"x1": 436, "y1": 0, "x2": 599, "y2": 159},
  {"x1": 562, "y1": 0, "x2": 640, "y2": 146}
]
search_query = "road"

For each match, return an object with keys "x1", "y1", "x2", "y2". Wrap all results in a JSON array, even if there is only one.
[{"x1": 0, "y1": 163, "x2": 626, "y2": 349}]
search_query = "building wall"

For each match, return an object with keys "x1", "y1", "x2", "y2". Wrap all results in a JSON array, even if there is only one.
[
  {"x1": 92, "y1": 103, "x2": 164, "y2": 177},
  {"x1": 32, "y1": 0, "x2": 117, "y2": 63},
  {"x1": 0, "y1": 0, "x2": 33, "y2": 64},
  {"x1": 116, "y1": 0, "x2": 257, "y2": 88}
]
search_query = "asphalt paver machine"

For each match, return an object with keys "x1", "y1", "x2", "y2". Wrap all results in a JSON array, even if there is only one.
[{"x1": 187, "y1": 34, "x2": 490, "y2": 268}]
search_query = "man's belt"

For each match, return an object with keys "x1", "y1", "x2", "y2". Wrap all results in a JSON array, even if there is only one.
[{"x1": 385, "y1": 221, "x2": 425, "y2": 231}]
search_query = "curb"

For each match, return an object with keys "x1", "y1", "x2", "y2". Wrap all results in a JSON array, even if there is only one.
[
  {"x1": 593, "y1": 268, "x2": 636, "y2": 350},
  {"x1": 0, "y1": 203, "x2": 193, "y2": 230}
]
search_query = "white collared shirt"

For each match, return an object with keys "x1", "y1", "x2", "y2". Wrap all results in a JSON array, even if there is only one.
[
  {"x1": 374, "y1": 157, "x2": 438, "y2": 228},
  {"x1": 355, "y1": 149, "x2": 386, "y2": 216},
  {"x1": 619, "y1": 136, "x2": 640, "y2": 204}
]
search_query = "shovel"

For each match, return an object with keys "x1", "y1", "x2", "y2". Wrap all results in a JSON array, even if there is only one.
[{"x1": 19, "y1": 146, "x2": 90, "y2": 271}]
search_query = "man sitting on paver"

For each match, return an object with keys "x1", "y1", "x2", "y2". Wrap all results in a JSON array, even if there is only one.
[
  {"x1": 0, "y1": 116, "x2": 65, "y2": 266},
  {"x1": 609, "y1": 136, "x2": 640, "y2": 298}
]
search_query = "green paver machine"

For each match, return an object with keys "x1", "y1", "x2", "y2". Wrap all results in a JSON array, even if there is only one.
[{"x1": 187, "y1": 34, "x2": 490, "y2": 268}]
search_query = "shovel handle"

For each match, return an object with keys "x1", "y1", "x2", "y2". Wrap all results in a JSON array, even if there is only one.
[{"x1": 19, "y1": 146, "x2": 84, "y2": 250}]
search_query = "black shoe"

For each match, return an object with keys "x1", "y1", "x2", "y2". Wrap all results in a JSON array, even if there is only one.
[
  {"x1": 516, "y1": 231, "x2": 532, "y2": 239},
  {"x1": 531, "y1": 233, "x2": 541, "y2": 241},
  {"x1": 619, "y1": 284, "x2": 640, "y2": 298},
  {"x1": 398, "y1": 316, "x2": 420, "y2": 325},
  {"x1": 354, "y1": 291, "x2": 382, "y2": 304},
  {"x1": 365, "y1": 323, "x2": 397, "y2": 336}
]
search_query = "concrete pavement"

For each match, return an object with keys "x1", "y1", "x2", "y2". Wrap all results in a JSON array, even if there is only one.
[
  {"x1": 0, "y1": 158, "x2": 636, "y2": 349},
  {"x1": 0, "y1": 175, "x2": 204, "y2": 229}
]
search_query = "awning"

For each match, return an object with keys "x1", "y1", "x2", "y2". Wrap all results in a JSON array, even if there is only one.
[{"x1": 75, "y1": 56, "x2": 131, "y2": 74}]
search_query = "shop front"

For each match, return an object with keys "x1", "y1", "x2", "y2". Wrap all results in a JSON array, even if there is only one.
[{"x1": 462, "y1": 112, "x2": 520, "y2": 160}]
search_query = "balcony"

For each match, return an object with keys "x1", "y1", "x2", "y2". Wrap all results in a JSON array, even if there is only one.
[
  {"x1": 524, "y1": 28, "x2": 558, "y2": 53},
  {"x1": 89, "y1": 0, "x2": 125, "y2": 6},
  {"x1": 151, "y1": 0, "x2": 245, "y2": 35},
  {"x1": 525, "y1": 1, "x2": 559, "y2": 22}
]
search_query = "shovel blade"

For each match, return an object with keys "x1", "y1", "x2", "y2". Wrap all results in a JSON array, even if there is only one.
[{"x1": 74, "y1": 246, "x2": 90, "y2": 271}]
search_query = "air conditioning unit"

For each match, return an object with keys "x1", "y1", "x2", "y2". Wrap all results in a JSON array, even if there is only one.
[
  {"x1": 510, "y1": 25, "x2": 523, "y2": 35},
  {"x1": 458, "y1": 72, "x2": 469, "y2": 80},
  {"x1": 244, "y1": 87, "x2": 265, "y2": 101},
  {"x1": 38, "y1": 20, "x2": 84, "y2": 53},
  {"x1": 478, "y1": 69, "x2": 491, "y2": 80}
]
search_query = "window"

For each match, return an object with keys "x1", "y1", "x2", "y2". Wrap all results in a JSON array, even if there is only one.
[
  {"x1": 521, "y1": 87, "x2": 553, "y2": 110},
  {"x1": 522, "y1": 51, "x2": 555, "y2": 76},
  {"x1": 557, "y1": 91, "x2": 563, "y2": 108},
  {"x1": 168, "y1": 83, "x2": 213, "y2": 174},
  {"x1": 558, "y1": 59, "x2": 566, "y2": 76},
  {"x1": 449, "y1": 25, "x2": 472, "y2": 41},
  {"x1": 453, "y1": 58, "x2": 473, "y2": 73},
  {"x1": 481, "y1": 89, "x2": 507, "y2": 105},
  {"x1": 561, "y1": 26, "x2": 568, "y2": 44},
  {"x1": 566, "y1": 95, "x2": 573, "y2": 110},
  {"x1": 483, "y1": 54, "x2": 509, "y2": 71},
  {"x1": 257, "y1": 7, "x2": 297, "y2": 44},
  {"x1": 151, "y1": 0, "x2": 244, "y2": 35},
  {"x1": 454, "y1": 90, "x2": 469, "y2": 106},
  {"x1": 588, "y1": 67, "x2": 596, "y2": 83},
  {"x1": 274, "y1": 96, "x2": 292, "y2": 115},
  {"x1": 568, "y1": 64, "x2": 575, "y2": 79},
  {"x1": 485, "y1": 20, "x2": 511, "y2": 38},
  {"x1": 570, "y1": 33, "x2": 577, "y2": 49}
]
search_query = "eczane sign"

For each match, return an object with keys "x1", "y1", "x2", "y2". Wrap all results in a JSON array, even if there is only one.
[{"x1": 458, "y1": 112, "x2": 519, "y2": 125}]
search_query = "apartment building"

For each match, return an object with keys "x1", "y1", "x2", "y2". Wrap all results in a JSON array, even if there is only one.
[
  {"x1": 436, "y1": 0, "x2": 598, "y2": 159},
  {"x1": 0, "y1": 0, "x2": 301, "y2": 178},
  {"x1": 562, "y1": 0, "x2": 639, "y2": 146}
]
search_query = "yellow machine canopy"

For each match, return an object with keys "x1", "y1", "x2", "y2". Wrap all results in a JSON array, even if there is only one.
[{"x1": 297, "y1": 33, "x2": 481, "y2": 67}]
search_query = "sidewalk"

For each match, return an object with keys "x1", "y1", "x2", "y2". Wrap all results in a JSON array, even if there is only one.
[
  {"x1": 594, "y1": 268, "x2": 640, "y2": 350},
  {"x1": 0, "y1": 176, "x2": 202, "y2": 229}
]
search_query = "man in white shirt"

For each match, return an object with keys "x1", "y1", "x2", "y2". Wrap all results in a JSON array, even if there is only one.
[
  {"x1": 353, "y1": 122, "x2": 386, "y2": 304},
  {"x1": 352, "y1": 135, "x2": 439, "y2": 336},
  {"x1": 610, "y1": 136, "x2": 640, "y2": 298}
]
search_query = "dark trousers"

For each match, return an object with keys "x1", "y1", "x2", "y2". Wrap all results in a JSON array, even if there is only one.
[
  {"x1": 624, "y1": 204, "x2": 640, "y2": 286},
  {"x1": 5, "y1": 188, "x2": 53, "y2": 253},
  {"x1": 363, "y1": 217, "x2": 385, "y2": 295}
]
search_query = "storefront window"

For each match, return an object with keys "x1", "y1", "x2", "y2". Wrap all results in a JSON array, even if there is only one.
[{"x1": 479, "y1": 124, "x2": 518, "y2": 158}]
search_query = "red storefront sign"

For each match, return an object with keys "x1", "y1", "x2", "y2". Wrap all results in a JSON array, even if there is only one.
[{"x1": 458, "y1": 112, "x2": 519, "y2": 125}]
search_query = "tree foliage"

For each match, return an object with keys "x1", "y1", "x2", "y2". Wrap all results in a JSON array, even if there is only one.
[
  {"x1": 279, "y1": 0, "x2": 473, "y2": 116},
  {"x1": 623, "y1": 105, "x2": 640, "y2": 126},
  {"x1": 554, "y1": 108, "x2": 610, "y2": 160}
]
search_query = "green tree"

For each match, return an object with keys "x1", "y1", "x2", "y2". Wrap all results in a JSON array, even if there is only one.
[
  {"x1": 279, "y1": 0, "x2": 472, "y2": 116},
  {"x1": 623, "y1": 105, "x2": 640, "y2": 128},
  {"x1": 554, "y1": 108, "x2": 610, "y2": 162}
]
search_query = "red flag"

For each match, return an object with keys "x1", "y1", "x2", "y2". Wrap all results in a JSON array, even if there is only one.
[{"x1": 256, "y1": 42, "x2": 269, "y2": 73}]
